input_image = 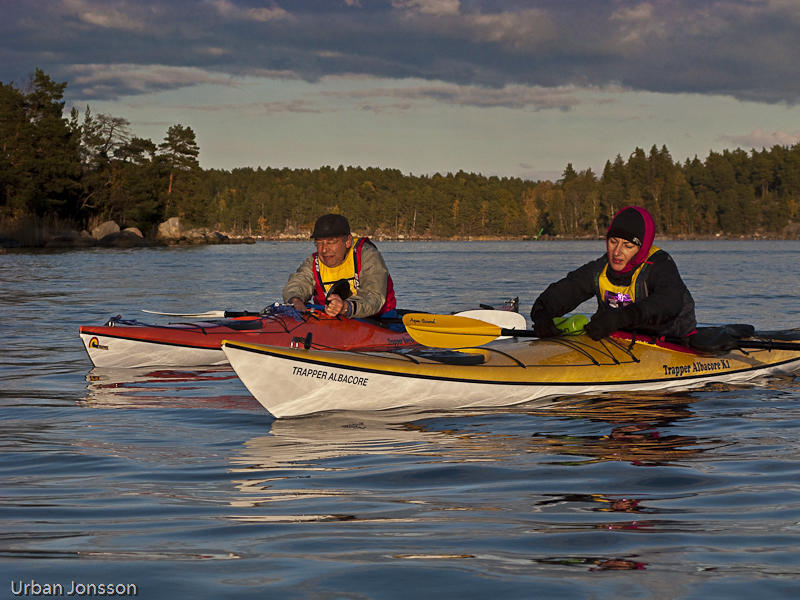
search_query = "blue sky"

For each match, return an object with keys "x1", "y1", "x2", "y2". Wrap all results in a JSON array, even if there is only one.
[{"x1": 3, "y1": 0, "x2": 800, "y2": 181}]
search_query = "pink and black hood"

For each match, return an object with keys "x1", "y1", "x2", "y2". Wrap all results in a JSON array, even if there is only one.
[{"x1": 606, "y1": 206, "x2": 655, "y2": 273}]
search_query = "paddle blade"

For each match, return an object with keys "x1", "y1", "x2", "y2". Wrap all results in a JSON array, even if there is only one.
[
  {"x1": 454, "y1": 309, "x2": 527, "y2": 332},
  {"x1": 142, "y1": 309, "x2": 227, "y2": 318},
  {"x1": 402, "y1": 313, "x2": 506, "y2": 348}
]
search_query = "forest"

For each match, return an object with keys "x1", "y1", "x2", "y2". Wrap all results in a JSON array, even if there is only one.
[{"x1": 2, "y1": 69, "x2": 800, "y2": 243}]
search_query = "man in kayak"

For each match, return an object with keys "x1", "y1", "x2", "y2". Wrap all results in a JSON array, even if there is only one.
[
  {"x1": 283, "y1": 213, "x2": 397, "y2": 318},
  {"x1": 530, "y1": 205, "x2": 696, "y2": 340}
]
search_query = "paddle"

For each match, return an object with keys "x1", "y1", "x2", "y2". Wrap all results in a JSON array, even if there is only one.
[
  {"x1": 687, "y1": 325, "x2": 800, "y2": 352},
  {"x1": 141, "y1": 306, "x2": 527, "y2": 325},
  {"x1": 402, "y1": 313, "x2": 538, "y2": 347},
  {"x1": 403, "y1": 313, "x2": 800, "y2": 351},
  {"x1": 730, "y1": 340, "x2": 800, "y2": 351},
  {"x1": 142, "y1": 309, "x2": 262, "y2": 318}
]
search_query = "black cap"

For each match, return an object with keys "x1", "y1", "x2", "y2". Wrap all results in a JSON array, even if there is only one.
[
  {"x1": 607, "y1": 207, "x2": 645, "y2": 246},
  {"x1": 311, "y1": 214, "x2": 350, "y2": 239}
]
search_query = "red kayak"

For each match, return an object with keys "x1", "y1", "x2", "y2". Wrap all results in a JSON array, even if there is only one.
[{"x1": 80, "y1": 305, "x2": 416, "y2": 368}]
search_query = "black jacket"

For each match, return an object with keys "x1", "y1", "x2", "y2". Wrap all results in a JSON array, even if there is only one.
[{"x1": 531, "y1": 249, "x2": 696, "y2": 338}]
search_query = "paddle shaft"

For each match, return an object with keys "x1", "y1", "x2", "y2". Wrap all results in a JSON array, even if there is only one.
[
  {"x1": 484, "y1": 334, "x2": 800, "y2": 350},
  {"x1": 497, "y1": 328, "x2": 537, "y2": 338},
  {"x1": 661, "y1": 332, "x2": 800, "y2": 352},
  {"x1": 735, "y1": 340, "x2": 800, "y2": 351}
]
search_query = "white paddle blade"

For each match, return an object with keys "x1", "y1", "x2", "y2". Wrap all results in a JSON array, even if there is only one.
[
  {"x1": 142, "y1": 309, "x2": 227, "y2": 318},
  {"x1": 454, "y1": 309, "x2": 526, "y2": 338}
]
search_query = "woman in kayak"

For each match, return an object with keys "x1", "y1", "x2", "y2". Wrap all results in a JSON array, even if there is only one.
[
  {"x1": 283, "y1": 213, "x2": 397, "y2": 319},
  {"x1": 530, "y1": 205, "x2": 696, "y2": 340}
]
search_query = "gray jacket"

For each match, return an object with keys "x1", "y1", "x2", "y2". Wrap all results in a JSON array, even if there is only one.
[{"x1": 282, "y1": 242, "x2": 391, "y2": 318}]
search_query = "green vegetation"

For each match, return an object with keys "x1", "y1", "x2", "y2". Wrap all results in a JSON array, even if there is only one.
[{"x1": 2, "y1": 69, "x2": 799, "y2": 242}]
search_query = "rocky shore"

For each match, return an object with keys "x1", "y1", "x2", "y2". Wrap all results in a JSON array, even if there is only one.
[{"x1": 0, "y1": 217, "x2": 256, "y2": 251}]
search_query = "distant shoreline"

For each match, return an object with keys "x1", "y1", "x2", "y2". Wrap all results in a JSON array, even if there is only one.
[
  {"x1": 3, "y1": 216, "x2": 799, "y2": 251},
  {"x1": 3, "y1": 231, "x2": 798, "y2": 252}
]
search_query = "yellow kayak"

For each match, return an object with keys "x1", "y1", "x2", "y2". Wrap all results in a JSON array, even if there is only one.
[{"x1": 222, "y1": 332, "x2": 800, "y2": 418}]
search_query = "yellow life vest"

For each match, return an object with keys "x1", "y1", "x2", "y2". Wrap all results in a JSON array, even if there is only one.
[{"x1": 596, "y1": 245, "x2": 660, "y2": 308}]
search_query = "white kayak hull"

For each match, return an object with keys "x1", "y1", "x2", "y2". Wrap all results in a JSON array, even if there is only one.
[
  {"x1": 80, "y1": 332, "x2": 228, "y2": 368},
  {"x1": 222, "y1": 336, "x2": 800, "y2": 418}
]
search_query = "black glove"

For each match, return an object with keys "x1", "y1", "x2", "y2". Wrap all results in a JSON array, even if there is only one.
[
  {"x1": 532, "y1": 310, "x2": 561, "y2": 338},
  {"x1": 585, "y1": 305, "x2": 639, "y2": 340}
]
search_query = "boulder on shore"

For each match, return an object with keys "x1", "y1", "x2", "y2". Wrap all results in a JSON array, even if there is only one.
[
  {"x1": 157, "y1": 217, "x2": 183, "y2": 240},
  {"x1": 156, "y1": 218, "x2": 235, "y2": 244},
  {"x1": 98, "y1": 230, "x2": 152, "y2": 247},
  {"x1": 181, "y1": 227, "x2": 230, "y2": 244},
  {"x1": 124, "y1": 226, "x2": 144, "y2": 238},
  {"x1": 91, "y1": 220, "x2": 120, "y2": 239}
]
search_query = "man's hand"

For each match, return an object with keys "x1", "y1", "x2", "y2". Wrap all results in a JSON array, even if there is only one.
[
  {"x1": 324, "y1": 293, "x2": 349, "y2": 317},
  {"x1": 288, "y1": 297, "x2": 307, "y2": 313}
]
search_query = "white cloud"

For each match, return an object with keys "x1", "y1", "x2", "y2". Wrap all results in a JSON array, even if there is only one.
[
  {"x1": 61, "y1": 0, "x2": 151, "y2": 31},
  {"x1": 247, "y1": 6, "x2": 290, "y2": 22},
  {"x1": 611, "y1": 2, "x2": 655, "y2": 24},
  {"x1": 719, "y1": 127, "x2": 800, "y2": 149},
  {"x1": 196, "y1": 46, "x2": 231, "y2": 57},
  {"x1": 464, "y1": 9, "x2": 554, "y2": 50},
  {"x1": 765, "y1": 0, "x2": 800, "y2": 21},
  {"x1": 166, "y1": 99, "x2": 323, "y2": 115},
  {"x1": 322, "y1": 81, "x2": 585, "y2": 111},
  {"x1": 392, "y1": 0, "x2": 461, "y2": 17},
  {"x1": 65, "y1": 63, "x2": 234, "y2": 97},
  {"x1": 610, "y1": 2, "x2": 668, "y2": 45},
  {"x1": 209, "y1": 0, "x2": 289, "y2": 22}
]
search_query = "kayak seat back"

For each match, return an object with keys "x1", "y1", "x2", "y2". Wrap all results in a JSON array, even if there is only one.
[{"x1": 220, "y1": 318, "x2": 265, "y2": 331}]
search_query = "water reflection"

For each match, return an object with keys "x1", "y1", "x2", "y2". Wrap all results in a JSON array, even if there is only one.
[
  {"x1": 223, "y1": 393, "x2": 716, "y2": 517},
  {"x1": 228, "y1": 410, "x2": 509, "y2": 472},
  {"x1": 536, "y1": 493, "x2": 642, "y2": 513},
  {"x1": 527, "y1": 393, "x2": 722, "y2": 466},
  {"x1": 81, "y1": 366, "x2": 256, "y2": 410},
  {"x1": 82, "y1": 369, "x2": 720, "y2": 472},
  {"x1": 536, "y1": 556, "x2": 648, "y2": 571},
  {"x1": 224, "y1": 410, "x2": 519, "y2": 521},
  {"x1": 75, "y1": 373, "x2": 749, "y2": 583}
]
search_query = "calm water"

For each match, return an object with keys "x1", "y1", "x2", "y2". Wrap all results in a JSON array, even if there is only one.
[{"x1": 1, "y1": 240, "x2": 799, "y2": 599}]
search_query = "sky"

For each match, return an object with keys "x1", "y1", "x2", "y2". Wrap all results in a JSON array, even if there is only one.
[{"x1": 3, "y1": 0, "x2": 800, "y2": 181}]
